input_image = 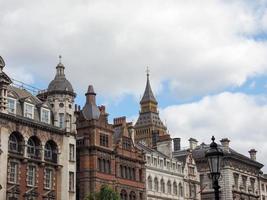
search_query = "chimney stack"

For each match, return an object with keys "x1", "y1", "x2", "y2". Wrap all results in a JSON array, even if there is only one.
[
  {"x1": 173, "y1": 138, "x2": 181, "y2": 151},
  {"x1": 249, "y1": 149, "x2": 257, "y2": 161},
  {"x1": 189, "y1": 138, "x2": 198, "y2": 150},
  {"x1": 220, "y1": 138, "x2": 230, "y2": 153}
]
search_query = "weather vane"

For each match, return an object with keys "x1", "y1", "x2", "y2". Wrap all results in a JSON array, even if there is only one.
[
  {"x1": 146, "y1": 66, "x2": 150, "y2": 77},
  {"x1": 59, "y1": 55, "x2": 62, "y2": 63}
]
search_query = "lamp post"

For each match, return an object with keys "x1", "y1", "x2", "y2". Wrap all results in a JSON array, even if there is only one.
[{"x1": 205, "y1": 136, "x2": 224, "y2": 200}]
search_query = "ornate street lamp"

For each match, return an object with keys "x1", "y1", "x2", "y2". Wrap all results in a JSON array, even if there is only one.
[{"x1": 205, "y1": 136, "x2": 224, "y2": 200}]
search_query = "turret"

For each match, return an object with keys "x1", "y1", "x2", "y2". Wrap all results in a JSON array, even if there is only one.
[{"x1": 0, "y1": 56, "x2": 12, "y2": 113}]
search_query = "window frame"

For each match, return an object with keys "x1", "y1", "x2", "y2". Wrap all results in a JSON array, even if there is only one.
[
  {"x1": 24, "y1": 102, "x2": 34, "y2": 119},
  {"x1": 69, "y1": 144, "x2": 75, "y2": 162},
  {"x1": 69, "y1": 171, "x2": 75, "y2": 192},
  {"x1": 44, "y1": 168, "x2": 53, "y2": 190},
  {"x1": 41, "y1": 108, "x2": 50, "y2": 124},
  {"x1": 8, "y1": 161, "x2": 19, "y2": 184},
  {"x1": 7, "y1": 97, "x2": 16, "y2": 114},
  {"x1": 27, "y1": 165, "x2": 36, "y2": 187}
]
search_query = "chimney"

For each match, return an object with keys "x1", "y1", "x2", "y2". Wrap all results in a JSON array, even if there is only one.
[
  {"x1": 249, "y1": 149, "x2": 257, "y2": 161},
  {"x1": 189, "y1": 138, "x2": 198, "y2": 150},
  {"x1": 113, "y1": 116, "x2": 126, "y2": 125},
  {"x1": 173, "y1": 138, "x2": 181, "y2": 151},
  {"x1": 85, "y1": 85, "x2": 96, "y2": 105},
  {"x1": 220, "y1": 138, "x2": 230, "y2": 153}
]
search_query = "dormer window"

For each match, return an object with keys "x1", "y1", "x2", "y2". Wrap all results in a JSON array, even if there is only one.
[
  {"x1": 7, "y1": 98, "x2": 16, "y2": 114},
  {"x1": 41, "y1": 108, "x2": 50, "y2": 124},
  {"x1": 24, "y1": 103, "x2": 34, "y2": 119}
]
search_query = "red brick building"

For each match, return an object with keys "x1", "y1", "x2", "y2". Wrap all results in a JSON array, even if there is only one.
[{"x1": 76, "y1": 85, "x2": 146, "y2": 200}]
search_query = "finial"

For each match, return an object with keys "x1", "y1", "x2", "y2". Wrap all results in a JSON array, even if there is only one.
[
  {"x1": 59, "y1": 55, "x2": 62, "y2": 63},
  {"x1": 146, "y1": 66, "x2": 150, "y2": 77},
  {"x1": 211, "y1": 136, "x2": 215, "y2": 142}
]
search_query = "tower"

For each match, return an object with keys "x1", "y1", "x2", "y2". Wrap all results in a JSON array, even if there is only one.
[
  {"x1": 134, "y1": 70, "x2": 168, "y2": 147},
  {"x1": 0, "y1": 56, "x2": 12, "y2": 113},
  {"x1": 38, "y1": 56, "x2": 76, "y2": 133}
]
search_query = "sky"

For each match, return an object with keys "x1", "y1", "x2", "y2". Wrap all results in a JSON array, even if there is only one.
[{"x1": 1, "y1": 0, "x2": 267, "y2": 169}]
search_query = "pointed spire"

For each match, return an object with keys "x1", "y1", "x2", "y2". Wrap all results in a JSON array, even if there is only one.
[
  {"x1": 140, "y1": 67, "x2": 157, "y2": 104},
  {"x1": 85, "y1": 85, "x2": 96, "y2": 104},
  {"x1": 56, "y1": 55, "x2": 65, "y2": 76},
  {"x1": 0, "y1": 56, "x2": 5, "y2": 72}
]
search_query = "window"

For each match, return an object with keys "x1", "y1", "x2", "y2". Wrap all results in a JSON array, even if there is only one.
[
  {"x1": 24, "y1": 103, "x2": 34, "y2": 119},
  {"x1": 148, "y1": 176, "x2": 152, "y2": 190},
  {"x1": 69, "y1": 144, "x2": 75, "y2": 161},
  {"x1": 139, "y1": 169, "x2": 143, "y2": 182},
  {"x1": 173, "y1": 182, "x2": 178, "y2": 195},
  {"x1": 188, "y1": 166, "x2": 195, "y2": 175},
  {"x1": 69, "y1": 172, "x2": 75, "y2": 192},
  {"x1": 59, "y1": 113, "x2": 65, "y2": 128},
  {"x1": 122, "y1": 138, "x2": 131, "y2": 149},
  {"x1": 161, "y1": 179, "x2": 165, "y2": 193},
  {"x1": 8, "y1": 161, "x2": 18, "y2": 183},
  {"x1": 41, "y1": 108, "x2": 50, "y2": 124},
  {"x1": 44, "y1": 168, "x2": 53, "y2": 189},
  {"x1": 160, "y1": 160, "x2": 163, "y2": 168},
  {"x1": 7, "y1": 98, "x2": 16, "y2": 114},
  {"x1": 242, "y1": 175, "x2": 247, "y2": 191},
  {"x1": 9, "y1": 134, "x2": 18, "y2": 152},
  {"x1": 98, "y1": 158, "x2": 111, "y2": 174},
  {"x1": 234, "y1": 173, "x2": 239, "y2": 189},
  {"x1": 250, "y1": 178, "x2": 255, "y2": 193},
  {"x1": 167, "y1": 180, "x2": 171, "y2": 194},
  {"x1": 27, "y1": 138, "x2": 40, "y2": 158},
  {"x1": 189, "y1": 184, "x2": 196, "y2": 198},
  {"x1": 154, "y1": 178, "x2": 159, "y2": 192},
  {"x1": 27, "y1": 165, "x2": 36, "y2": 186},
  {"x1": 44, "y1": 143, "x2": 52, "y2": 160},
  {"x1": 100, "y1": 134, "x2": 108, "y2": 147}
]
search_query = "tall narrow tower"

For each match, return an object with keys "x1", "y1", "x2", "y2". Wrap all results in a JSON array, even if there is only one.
[
  {"x1": 134, "y1": 71, "x2": 167, "y2": 147},
  {"x1": 38, "y1": 56, "x2": 76, "y2": 133},
  {"x1": 0, "y1": 56, "x2": 12, "y2": 113}
]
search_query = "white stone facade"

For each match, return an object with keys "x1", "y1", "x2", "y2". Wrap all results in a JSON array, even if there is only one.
[{"x1": 145, "y1": 151, "x2": 185, "y2": 200}]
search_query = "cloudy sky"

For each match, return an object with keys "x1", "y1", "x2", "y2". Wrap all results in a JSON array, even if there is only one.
[{"x1": 1, "y1": 0, "x2": 267, "y2": 168}]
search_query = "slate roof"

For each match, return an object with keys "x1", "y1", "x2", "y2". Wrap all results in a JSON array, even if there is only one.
[{"x1": 140, "y1": 74, "x2": 157, "y2": 104}]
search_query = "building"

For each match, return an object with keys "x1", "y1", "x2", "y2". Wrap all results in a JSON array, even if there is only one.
[
  {"x1": 173, "y1": 138, "x2": 201, "y2": 200},
  {"x1": 191, "y1": 138, "x2": 263, "y2": 200},
  {"x1": 137, "y1": 140, "x2": 185, "y2": 200},
  {"x1": 0, "y1": 56, "x2": 76, "y2": 200},
  {"x1": 259, "y1": 174, "x2": 267, "y2": 200},
  {"x1": 134, "y1": 72, "x2": 168, "y2": 147},
  {"x1": 76, "y1": 85, "x2": 146, "y2": 200}
]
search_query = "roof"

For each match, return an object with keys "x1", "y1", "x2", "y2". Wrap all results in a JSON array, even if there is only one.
[
  {"x1": 134, "y1": 111, "x2": 166, "y2": 129},
  {"x1": 136, "y1": 142, "x2": 169, "y2": 158},
  {"x1": 140, "y1": 74, "x2": 157, "y2": 104},
  {"x1": 82, "y1": 85, "x2": 100, "y2": 120},
  {"x1": 192, "y1": 143, "x2": 264, "y2": 169},
  {"x1": 47, "y1": 62, "x2": 75, "y2": 95}
]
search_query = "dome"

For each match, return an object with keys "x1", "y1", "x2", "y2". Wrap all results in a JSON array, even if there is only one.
[{"x1": 47, "y1": 61, "x2": 75, "y2": 96}]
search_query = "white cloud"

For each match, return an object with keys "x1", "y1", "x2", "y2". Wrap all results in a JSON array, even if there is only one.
[
  {"x1": 160, "y1": 92, "x2": 267, "y2": 169},
  {"x1": 0, "y1": 0, "x2": 267, "y2": 98}
]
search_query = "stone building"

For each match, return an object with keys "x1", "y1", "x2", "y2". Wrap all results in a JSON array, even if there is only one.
[
  {"x1": 259, "y1": 173, "x2": 267, "y2": 200},
  {"x1": 137, "y1": 140, "x2": 185, "y2": 200},
  {"x1": 76, "y1": 85, "x2": 146, "y2": 200},
  {"x1": 0, "y1": 56, "x2": 76, "y2": 200},
  {"x1": 173, "y1": 138, "x2": 201, "y2": 200},
  {"x1": 190, "y1": 138, "x2": 263, "y2": 200},
  {"x1": 134, "y1": 72, "x2": 168, "y2": 147}
]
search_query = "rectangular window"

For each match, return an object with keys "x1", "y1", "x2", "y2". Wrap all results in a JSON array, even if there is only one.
[
  {"x1": 7, "y1": 98, "x2": 16, "y2": 114},
  {"x1": 69, "y1": 144, "x2": 75, "y2": 161},
  {"x1": 41, "y1": 108, "x2": 50, "y2": 124},
  {"x1": 189, "y1": 166, "x2": 195, "y2": 175},
  {"x1": 27, "y1": 165, "x2": 36, "y2": 186},
  {"x1": 24, "y1": 103, "x2": 34, "y2": 119},
  {"x1": 8, "y1": 161, "x2": 18, "y2": 183},
  {"x1": 100, "y1": 133, "x2": 109, "y2": 147},
  {"x1": 59, "y1": 113, "x2": 65, "y2": 128},
  {"x1": 69, "y1": 171, "x2": 75, "y2": 192},
  {"x1": 44, "y1": 168, "x2": 53, "y2": 189}
]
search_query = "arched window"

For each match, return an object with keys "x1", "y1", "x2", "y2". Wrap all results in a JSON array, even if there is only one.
[
  {"x1": 154, "y1": 177, "x2": 159, "y2": 192},
  {"x1": 27, "y1": 136, "x2": 41, "y2": 159},
  {"x1": 9, "y1": 134, "x2": 18, "y2": 152},
  {"x1": 129, "y1": 191, "x2": 136, "y2": 200},
  {"x1": 173, "y1": 181, "x2": 178, "y2": 195},
  {"x1": 161, "y1": 179, "x2": 165, "y2": 193},
  {"x1": 179, "y1": 182, "x2": 183, "y2": 197},
  {"x1": 44, "y1": 140, "x2": 58, "y2": 163},
  {"x1": 167, "y1": 180, "x2": 171, "y2": 194},
  {"x1": 8, "y1": 132, "x2": 24, "y2": 154},
  {"x1": 148, "y1": 176, "x2": 152, "y2": 190},
  {"x1": 120, "y1": 189, "x2": 127, "y2": 200},
  {"x1": 44, "y1": 143, "x2": 52, "y2": 159}
]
